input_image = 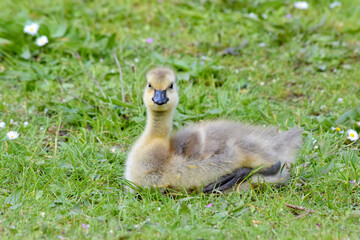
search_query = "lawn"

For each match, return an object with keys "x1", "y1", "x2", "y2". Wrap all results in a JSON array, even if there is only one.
[{"x1": 1, "y1": 0, "x2": 360, "y2": 239}]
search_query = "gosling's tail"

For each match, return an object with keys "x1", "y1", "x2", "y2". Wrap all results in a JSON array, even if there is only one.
[
  {"x1": 234, "y1": 128, "x2": 303, "y2": 192},
  {"x1": 275, "y1": 127, "x2": 303, "y2": 164}
]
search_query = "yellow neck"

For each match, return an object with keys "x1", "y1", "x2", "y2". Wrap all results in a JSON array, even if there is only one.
[{"x1": 143, "y1": 109, "x2": 174, "y2": 140}]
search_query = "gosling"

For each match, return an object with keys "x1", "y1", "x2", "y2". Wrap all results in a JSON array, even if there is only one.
[{"x1": 125, "y1": 67, "x2": 302, "y2": 193}]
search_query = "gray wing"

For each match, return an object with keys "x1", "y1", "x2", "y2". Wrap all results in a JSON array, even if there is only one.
[{"x1": 171, "y1": 127, "x2": 202, "y2": 159}]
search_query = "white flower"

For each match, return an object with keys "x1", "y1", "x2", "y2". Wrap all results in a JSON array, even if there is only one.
[
  {"x1": 7, "y1": 131, "x2": 19, "y2": 140},
  {"x1": 23, "y1": 121, "x2": 29, "y2": 127},
  {"x1": 337, "y1": 98, "x2": 344, "y2": 103},
  {"x1": 110, "y1": 146, "x2": 117, "y2": 153},
  {"x1": 40, "y1": 212, "x2": 45, "y2": 217},
  {"x1": 259, "y1": 42, "x2": 266, "y2": 47},
  {"x1": 134, "y1": 58, "x2": 139, "y2": 63},
  {"x1": 314, "y1": 145, "x2": 319, "y2": 149},
  {"x1": 294, "y1": 1, "x2": 309, "y2": 10},
  {"x1": 248, "y1": 13, "x2": 258, "y2": 19},
  {"x1": 36, "y1": 36, "x2": 49, "y2": 46},
  {"x1": 10, "y1": 119, "x2": 14, "y2": 125},
  {"x1": 0, "y1": 122, "x2": 5, "y2": 128},
  {"x1": 331, "y1": 127, "x2": 341, "y2": 132},
  {"x1": 347, "y1": 129, "x2": 359, "y2": 141},
  {"x1": 24, "y1": 22, "x2": 40, "y2": 36},
  {"x1": 312, "y1": 138, "x2": 317, "y2": 145},
  {"x1": 330, "y1": 2, "x2": 341, "y2": 8}
]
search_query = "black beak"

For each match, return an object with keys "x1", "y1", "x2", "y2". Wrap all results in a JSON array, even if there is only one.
[{"x1": 152, "y1": 90, "x2": 169, "y2": 105}]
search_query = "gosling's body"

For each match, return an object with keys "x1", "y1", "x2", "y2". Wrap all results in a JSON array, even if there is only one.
[
  {"x1": 171, "y1": 121, "x2": 302, "y2": 191},
  {"x1": 125, "y1": 67, "x2": 302, "y2": 192}
]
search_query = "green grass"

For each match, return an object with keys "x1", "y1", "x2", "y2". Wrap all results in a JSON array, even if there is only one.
[{"x1": 1, "y1": 0, "x2": 360, "y2": 239}]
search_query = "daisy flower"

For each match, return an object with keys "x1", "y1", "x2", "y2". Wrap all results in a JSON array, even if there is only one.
[
  {"x1": 331, "y1": 127, "x2": 341, "y2": 132},
  {"x1": 7, "y1": 131, "x2": 19, "y2": 140},
  {"x1": 294, "y1": 1, "x2": 309, "y2": 10},
  {"x1": 0, "y1": 122, "x2": 5, "y2": 128},
  {"x1": 347, "y1": 129, "x2": 359, "y2": 141},
  {"x1": 36, "y1": 36, "x2": 49, "y2": 47},
  {"x1": 24, "y1": 22, "x2": 40, "y2": 36}
]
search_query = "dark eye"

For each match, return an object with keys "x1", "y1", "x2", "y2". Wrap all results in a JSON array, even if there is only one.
[
  {"x1": 169, "y1": 83, "x2": 174, "y2": 89},
  {"x1": 148, "y1": 83, "x2": 152, "y2": 88}
]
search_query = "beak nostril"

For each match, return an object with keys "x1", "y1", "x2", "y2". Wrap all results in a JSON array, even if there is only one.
[{"x1": 152, "y1": 90, "x2": 169, "y2": 105}]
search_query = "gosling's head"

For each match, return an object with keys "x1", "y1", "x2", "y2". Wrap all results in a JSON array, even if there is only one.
[{"x1": 143, "y1": 67, "x2": 179, "y2": 112}]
